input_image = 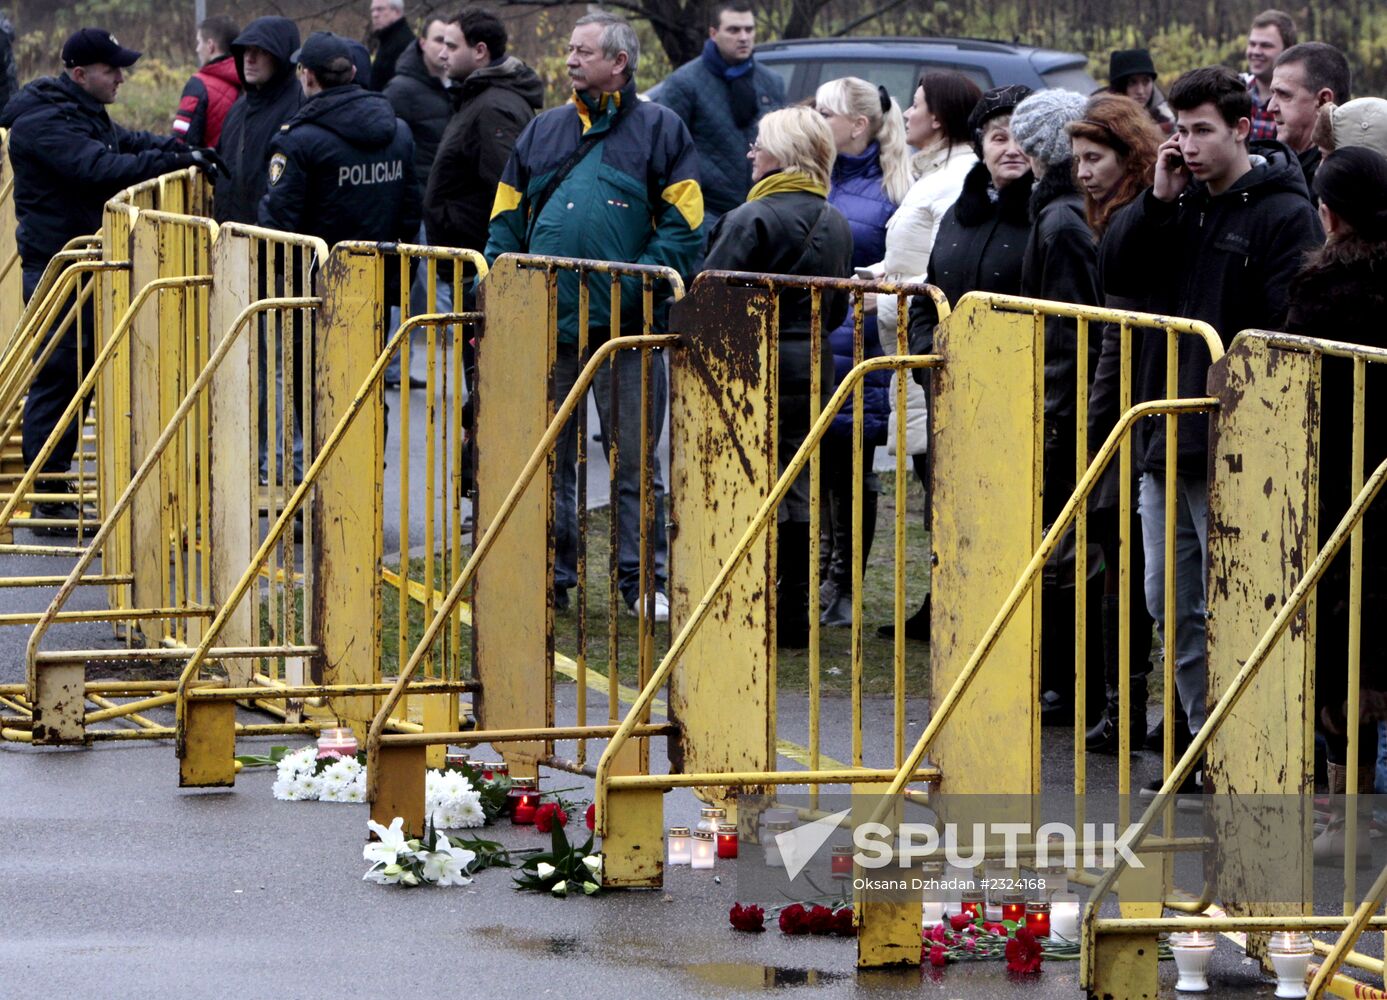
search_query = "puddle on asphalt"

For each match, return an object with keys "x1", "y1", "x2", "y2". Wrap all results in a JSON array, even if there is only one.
[{"x1": 475, "y1": 926, "x2": 851, "y2": 989}]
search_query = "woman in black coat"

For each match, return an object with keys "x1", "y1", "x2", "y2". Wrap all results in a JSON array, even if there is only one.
[
  {"x1": 705, "y1": 105, "x2": 855, "y2": 648},
  {"x1": 1285, "y1": 146, "x2": 1387, "y2": 860},
  {"x1": 905, "y1": 84, "x2": 1034, "y2": 643}
]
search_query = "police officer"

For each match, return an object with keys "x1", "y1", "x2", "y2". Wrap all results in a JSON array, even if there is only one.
[
  {"x1": 258, "y1": 31, "x2": 419, "y2": 248},
  {"x1": 0, "y1": 28, "x2": 216, "y2": 532}
]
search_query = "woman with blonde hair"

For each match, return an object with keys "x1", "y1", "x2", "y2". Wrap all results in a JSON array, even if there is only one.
[
  {"x1": 814, "y1": 76, "x2": 909, "y2": 626},
  {"x1": 705, "y1": 106, "x2": 854, "y2": 647}
]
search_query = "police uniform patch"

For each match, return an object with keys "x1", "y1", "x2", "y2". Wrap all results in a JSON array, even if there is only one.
[{"x1": 268, "y1": 153, "x2": 287, "y2": 187}]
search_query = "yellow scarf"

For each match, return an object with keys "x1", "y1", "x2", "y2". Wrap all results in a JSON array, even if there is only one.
[{"x1": 747, "y1": 170, "x2": 827, "y2": 202}]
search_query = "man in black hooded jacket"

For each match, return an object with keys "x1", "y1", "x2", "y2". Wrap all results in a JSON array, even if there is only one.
[
  {"x1": 214, "y1": 16, "x2": 302, "y2": 225},
  {"x1": 1099, "y1": 66, "x2": 1321, "y2": 785},
  {"x1": 0, "y1": 28, "x2": 200, "y2": 529}
]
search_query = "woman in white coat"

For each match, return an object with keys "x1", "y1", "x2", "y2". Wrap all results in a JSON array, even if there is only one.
[{"x1": 872, "y1": 70, "x2": 980, "y2": 640}]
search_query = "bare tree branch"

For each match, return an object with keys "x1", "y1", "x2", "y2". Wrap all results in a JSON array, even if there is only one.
[{"x1": 832, "y1": 0, "x2": 912, "y2": 36}]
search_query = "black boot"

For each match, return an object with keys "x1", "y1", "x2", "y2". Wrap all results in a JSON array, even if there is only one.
[
  {"x1": 1087, "y1": 595, "x2": 1150, "y2": 754},
  {"x1": 777, "y1": 521, "x2": 811, "y2": 649},
  {"x1": 822, "y1": 491, "x2": 877, "y2": 626},
  {"x1": 877, "y1": 593, "x2": 930, "y2": 642}
]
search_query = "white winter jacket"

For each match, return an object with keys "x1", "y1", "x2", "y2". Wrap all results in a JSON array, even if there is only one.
[{"x1": 876, "y1": 141, "x2": 977, "y2": 455}]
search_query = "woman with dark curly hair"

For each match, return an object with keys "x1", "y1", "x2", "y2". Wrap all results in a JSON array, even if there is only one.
[{"x1": 1068, "y1": 94, "x2": 1166, "y2": 755}]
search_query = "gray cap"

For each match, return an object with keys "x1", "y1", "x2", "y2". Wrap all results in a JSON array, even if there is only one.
[{"x1": 1330, "y1": 98, "x2": 1387, "y2": 158}]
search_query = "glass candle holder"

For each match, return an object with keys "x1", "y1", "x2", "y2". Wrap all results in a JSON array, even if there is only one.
[
  {"x1": 1039, "y1": 864, "x2": 1068, "y2": 900},
  {"x1": 830, "y1": 844, "x2": 853, "y2": 879},
  {"x1": 1267, "y1": 932, "x2": 1313, "y2": 999},
  {"x1": 960, "y1": 888, "x2": 984, "y2": 919},
  {"x1": 764, "y1": 820, "x2": 791, "y2": 868},
  {"x1": 444, "y1": 750, "x2": 470, "y2": 769},
  {"x1": 667, "y1": 826, "x2": 691, "y2": 865},
  {"x1": 1024, "y1": 901, "x2": 1051, "y2": 937},
  {"x1": 921, "y1": 861, "x2": 947, "y2": 920},
  {"x1": 1050, "y1": 892, "x2": 1080, "y2": 940},
  {"x1": 691, "y1": 831, "x2": 716, "y2": 870},
  {"x1": 316, "y1": 726, "x2": 357, "y2": 759},
  {"x1": 716, "y1": 822, "x2": 739, "y2": 860},
  {"x1": 1001, "y1": 891, "x2": 1026, "y2": 924},
  {"x1": 509, "y1": 778, "x2": 539, "y2": 824},
  {"x1": 478, "y1": 761, "x2": 508, "y2": 782},
  {"x1": 1169, "y1": 930, "x2": 1216, "y2": 992},
  {"x1": 697, "y1": 806, "x2": 726, "y2": 834}
]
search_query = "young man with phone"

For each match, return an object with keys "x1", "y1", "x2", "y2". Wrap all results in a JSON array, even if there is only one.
[{"x1": 1101, "y1": 65, "x2": 1321, "y2": 792}]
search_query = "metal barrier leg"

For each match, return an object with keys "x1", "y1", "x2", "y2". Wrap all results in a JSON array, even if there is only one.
[
  {"x1": 601, "y1": 784, "x2": 664, "y2": 888},
  {"x1": 31, "y1": 661, "x2": 87, "y2": 744},
  {"x1": 180, "y1": 699, "x2": 236, "y2": 787},
  {"x1": 1084, "y1": 926, "x2": 1159, "y2": 1000},
  {"x1": 854, "y1": 783, "x2": 919, "y2": 967},
  {"x1": 371, "y1": 743, "x2": 427, "y2": 833}
]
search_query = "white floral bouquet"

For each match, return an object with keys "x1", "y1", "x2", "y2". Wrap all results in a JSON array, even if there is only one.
[
  {"x1": 426, "y1": 768, "x2": 486, "y2": 829},
  {"x1": 363, "y1": 817, "x2": 476, "y2": 887}
]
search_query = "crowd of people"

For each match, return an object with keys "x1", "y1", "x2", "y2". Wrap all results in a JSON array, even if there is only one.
[{"x1": 2, "y1": 4, "x2": 1386, "y2": 849}]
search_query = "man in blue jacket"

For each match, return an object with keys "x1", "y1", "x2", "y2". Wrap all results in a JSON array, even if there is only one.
[
  {"x1": 0, "y1": 28, "x2": 206, "y2": 532},
  {"x1": 487, "y1": 11, "x2": 702, "y2": 620},
  {"x1": 653, "y1": 0, "x2": 784, "y2": 228}
]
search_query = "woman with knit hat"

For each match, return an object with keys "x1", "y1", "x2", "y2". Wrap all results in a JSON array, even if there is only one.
[
  {"x1": 904, "y1": 83, "x2": 1032, "y2": 642},
  {"x1": 1107, "y1": 48, "x2": 1174, "y2": 134},
  {"x1": 1010, "y1": 88, "x2": 1106, "y2": 726},
  {"x1": 1286, "y1": 147, "x2": 1387, "y2": 861}
]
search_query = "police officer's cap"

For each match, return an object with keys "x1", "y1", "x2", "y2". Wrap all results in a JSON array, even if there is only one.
[
  {"x1": 292, "y1": 32, "x2": 354, "y2": 75},
  {"x1": 62, "y1": 28, "x2": 141, "y2": 69}
]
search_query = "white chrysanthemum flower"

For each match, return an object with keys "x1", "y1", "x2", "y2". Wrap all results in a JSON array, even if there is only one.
[
  {"x1": 272, "y1": 776, "x2": 304, "y2": 801},
  {"x1": 451, "y1": 794, "x2": 485, "y2": 828},
  {"x1": 278, "y1": 746, "x2": 319, "y2": 780},
  {"x1": 321, "y1": 757, "x2": 360, "y2": 785}
]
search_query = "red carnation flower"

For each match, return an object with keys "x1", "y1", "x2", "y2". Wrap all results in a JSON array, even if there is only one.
[
  {"x1": 779, "y1": 903, "x2": 811, "y2": 935},
  {"x1": 585, "y1": 802, "x2": 595, "y2": 830},
  {"x1": 949, "y1": 912, "x2": 973, "y2": 932},
  {"x1": 984, "y1": 922, "x2": 1007, "y2": 936},
  {"x1": 1006, "y1": 927, "x2": 1043, "y2": 974},
  {"x1": 831, "y1": 907, "x2": 855, "y2": 937},
  {"x1": 729, "y1": 903, "x2": 765, "y2": 933},
  {"x1": 533, "y1": 802, "x2": 568, "y2": 833},
  {"x1": 807, "y1": 904, "x2": 835, "y2": 935},
  {"x1": 928, "y1": 944, "x2": 948, "y2": 967}
]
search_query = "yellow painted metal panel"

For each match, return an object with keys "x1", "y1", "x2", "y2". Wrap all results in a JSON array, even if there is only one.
[
  {"x1": 179, "y1": 698, "x2": 236, "y2": 786},
  {"x1": 128, "y1": 218, "x2": 167, "y2": 639},
  {"x1": 667, "y1": 280, "x2": 775, "y2": 801},
  {"x1": 208, "y1": 233, "x2": 256, "y2": 685},
  {"x1": 929, "y1": 294, "x2": 1042, "y2": 798},
  {"x1": 312, "y1": 248, "x2": 385, "y2": 735},
  {"x1": 474, "y1": 256, "x2": 553, "y2": 769},
  {"x1": 852, "y1": 782, "x2": 920, "y2": 967},
  {"x1": 1206, "y1": 338, "x2": 1318, "y2": 930},
  {"x1": 371, "y1": 743, "x2": 426, "y2": 834},
  {"x1": 31, "y1": 663, "x2": 88, "y2": 744},
  {"x1": 600, "y1": 785, "x2": 665, "y2": 887},
  {"x1": 0, "y1": 135, "x2": 22, "y2": 338},
  {"x1": 1085, "y1": 930, "x2": 1159, "y2": 999}
]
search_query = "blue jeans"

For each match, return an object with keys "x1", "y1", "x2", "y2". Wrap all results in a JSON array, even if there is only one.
[
  {"x1": 552, "y1": 343, "x2": 667, "y2": 605},
  {"x1": 1139, "y1": 472, "x2": 1209, "y2": 736},
  {"x1": 386, "y1": 223, "x2": 455, "y2": 383}
]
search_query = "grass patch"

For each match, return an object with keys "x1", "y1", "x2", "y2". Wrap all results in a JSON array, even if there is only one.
[{"x1": 374, "y1": 471, "x2": 932, "y2": 696}]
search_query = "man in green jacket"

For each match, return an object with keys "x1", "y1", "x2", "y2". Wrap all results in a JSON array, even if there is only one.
[{"x1": 487, "y1": 11, "x2": 703, "y2": 621}]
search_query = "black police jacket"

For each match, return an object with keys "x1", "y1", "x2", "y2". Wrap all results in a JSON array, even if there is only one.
[
  {"x1": 0, "y1": 73, "x2": 189, "y2": 271},
  {"x1": 214, "y1": 16, "x2": 302, "y2": 225},
  {"x1": 258, "y1": 84, "x2": 419, "y2": 249}
]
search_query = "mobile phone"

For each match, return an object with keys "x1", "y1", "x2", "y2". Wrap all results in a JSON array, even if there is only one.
[{"x1": 1167, "y1": 149, "x2": 1186, "y2": 169}]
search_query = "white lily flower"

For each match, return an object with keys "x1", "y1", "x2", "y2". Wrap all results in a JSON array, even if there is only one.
[
  {"x1": 582, "y1": 881, "x2": 599, "y2": 895},
  {"x1": 420, "y1": 836, "x2": 477, "y2": 887},
  {"x1": 551, "y1": 881, "x2": 568, "y2": 897},
  {"x1": 535, "y1": 862, "x2": 556, "y2": 881},
  {"x1": 364, "y1": 816, "x2": 409, "y2": 866},
  {"x1": 582, "y1": 855, "x2": 603, "y2": 878}
]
